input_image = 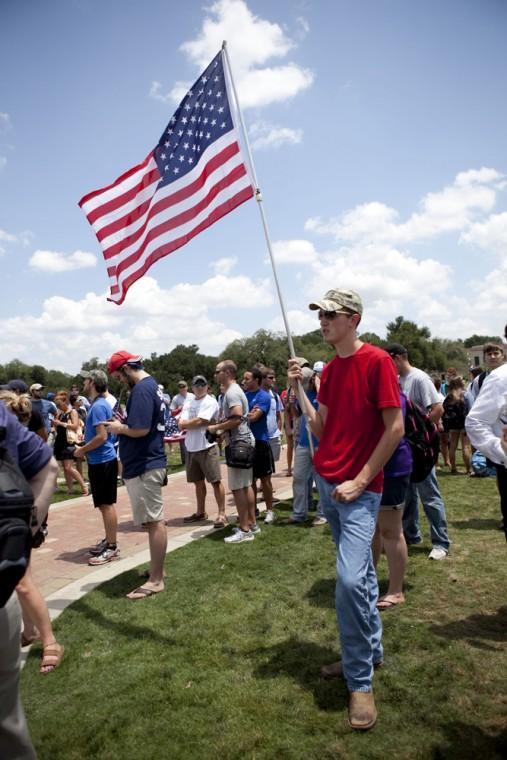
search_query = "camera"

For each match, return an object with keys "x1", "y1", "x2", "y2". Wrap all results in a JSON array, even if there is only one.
[{"x1": 205, "y1": 429, "x2": 218, "y2": 444}]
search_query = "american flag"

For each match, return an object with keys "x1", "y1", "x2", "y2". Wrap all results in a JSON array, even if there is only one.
[{"x1": 79, "y1": 51, "x2": 254, "y2": 305}]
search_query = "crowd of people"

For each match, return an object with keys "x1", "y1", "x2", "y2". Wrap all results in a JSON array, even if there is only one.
[{"x1": 1, "y1": 289, "x2": 506, "y2": 752}]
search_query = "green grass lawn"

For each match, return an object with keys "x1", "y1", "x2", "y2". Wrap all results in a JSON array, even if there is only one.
[{"x1": 23, "y1": 467, "x2": 507, "y2": 759}]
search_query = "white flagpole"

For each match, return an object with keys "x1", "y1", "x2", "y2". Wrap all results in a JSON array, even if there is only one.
[{"x1": 222, "y1": 41, "x2": 314, "y2": 456}]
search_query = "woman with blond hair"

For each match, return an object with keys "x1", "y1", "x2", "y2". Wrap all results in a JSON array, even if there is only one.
[
  {"x1": 52, "y1": 390, "x2": 88, "y2": 495},
  {"x1": 442, "y1": 376, "x2": 472, "y2": 475}
]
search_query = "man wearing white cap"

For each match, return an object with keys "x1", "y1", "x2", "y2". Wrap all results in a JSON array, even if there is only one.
[
  {"x1": 178, "y1": 376, "x2": 226, "y2": 527},
  {"x1": 29, "y1": 384, "x2": 57, "y2": 436}
]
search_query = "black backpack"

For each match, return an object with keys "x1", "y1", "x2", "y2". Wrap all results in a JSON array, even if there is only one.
[
  {"x1": 0, "y1": 427, "x2": 35, "y2": 607},
  {"x1": 404, "y1": 399, "x2": 440, "y2": 483}
]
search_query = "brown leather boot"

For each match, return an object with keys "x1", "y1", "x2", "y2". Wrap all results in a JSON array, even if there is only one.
[{"x1": 348, "y1": 690, "x2": 377, "y2": 730}]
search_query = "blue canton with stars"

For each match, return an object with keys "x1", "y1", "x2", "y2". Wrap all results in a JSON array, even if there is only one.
[{"x1": 154, "y1": 52, "x2": 234, "y2": 188}]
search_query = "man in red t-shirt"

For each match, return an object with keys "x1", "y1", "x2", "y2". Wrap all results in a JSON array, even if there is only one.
[{"x1": 288, "y1": 288, "x2": 403, "y2": 731}]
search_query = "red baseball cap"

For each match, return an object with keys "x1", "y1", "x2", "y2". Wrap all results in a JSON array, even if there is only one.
[{"x1": 106, "y1": 350, "x2": 142, "y2": 374}]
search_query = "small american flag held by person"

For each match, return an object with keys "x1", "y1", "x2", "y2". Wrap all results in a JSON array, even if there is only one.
[{"x1": 79, "y1": 50, "x2": 254, "y2": 305}]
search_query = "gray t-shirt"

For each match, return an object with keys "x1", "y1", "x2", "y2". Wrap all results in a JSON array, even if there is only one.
[
  {"x1": 222, "y1": 383, "x2": 254, "y2": 445},
  {"x1": 400, "y1": 367, "x2": 441, "y2": 411}
]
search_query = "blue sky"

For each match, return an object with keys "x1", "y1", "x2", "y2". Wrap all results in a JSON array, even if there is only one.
[{"x1": 1, "y1": 0, "x2": 506, "y2": 372}]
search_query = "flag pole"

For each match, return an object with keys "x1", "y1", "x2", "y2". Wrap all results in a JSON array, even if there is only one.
[{"x1": 222, "y1": 40, "x2": 314, "y2": 455}]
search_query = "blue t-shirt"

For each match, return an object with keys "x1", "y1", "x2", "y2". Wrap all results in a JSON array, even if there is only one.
[
  {"x1": 119, "y1": 376, "x2": 166, "y2": 479},
  {"x1": 84, "y1": 397, "x2": 117, "y2": 465},
  {"x1": 31, "y1": 398, "x2": 57, "y2": 432},
  {"x1": 0, "y1": 402, "x2": 52, "y2": 480},
  {"x1": 297, "y1": 391, "x2": 319, "y2": 450},
  {"x1": 245, "y1": 388, "x2": 271, "y2": 442}
]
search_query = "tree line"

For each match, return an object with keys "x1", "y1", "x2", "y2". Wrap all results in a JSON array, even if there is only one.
[{"x1": 1, "y1": 319, "x2": 502, "y2": 397}]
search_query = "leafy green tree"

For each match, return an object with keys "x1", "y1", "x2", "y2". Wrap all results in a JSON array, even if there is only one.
[
  {"x1": 386, "y1": 316, "x2": 446, "y2": 371},
  {"x1": 358, "y1": 331, "x2": 384, "y2": 347},
  {"x1": 145, "y1": 345, "x2": 218, "y2": 396},
  {"x1": 463, "y1": 334, "x2": 503, "y2": 348}
]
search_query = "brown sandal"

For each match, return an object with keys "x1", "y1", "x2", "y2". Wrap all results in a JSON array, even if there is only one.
[{"x1": 40, "y1": 642, "x2": 65, "y2": 674}]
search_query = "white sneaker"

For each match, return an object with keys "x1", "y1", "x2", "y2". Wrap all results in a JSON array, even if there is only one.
[
  {"x1": 264, "y1": 510, "x2": 275, "y2": 524},
  {"x1": 428, "y1": 547, "x2": 447, "y2": 560},
  {"x1": 312, "y1": 516, "x2": 327, "y2": 526},
  {"x1": 224, "y1": 529, "x2": 254, "y2": 544},
  {"x1": 250, "y1": 523, "x2": 261, "y2": 534}
]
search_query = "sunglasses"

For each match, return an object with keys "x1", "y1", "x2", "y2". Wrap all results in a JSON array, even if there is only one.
[{"x1": 317, "y1": 310, "x2": 352, "y2": 320}]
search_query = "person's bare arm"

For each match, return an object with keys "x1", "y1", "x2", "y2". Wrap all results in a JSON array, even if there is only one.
[
  {"x1": 29, "y1": 456, "x2": 58, "y2": 531},
  {"x1": 247, "y1": 407, "x2": 264, "y2": 423},
  {"x1": 103, "y1": 420, "x2": 150, "y2": 437},
  {"x1": 208, "y1": 404, "x2": 243, "y2": 433},
  {"x1": 74, "y1": 423, "x2": 108, "y2": 458},
  {"x1": 178, "y1": 416, "x2": 210, "y2": 430},
  {"x1": 287, "y1": 359, "x2": 327, "y2": 438},
  {"x1": 333, "y1": 407, "x2": 404, "y2": 503},
  {"x1": 428, "y1": 402, "x2": 443, "y2": 424}
]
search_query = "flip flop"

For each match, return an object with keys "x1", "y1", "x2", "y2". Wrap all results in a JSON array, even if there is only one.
[
  {"x1": 126, "y1": 586, "x2": 164, "y2": 600},
  {"x1": 377, "y1": 595, "x2": 404, "y2": 610},
  {"x1": 213, "y1": 516, "x2": 228, "y2": 528}
]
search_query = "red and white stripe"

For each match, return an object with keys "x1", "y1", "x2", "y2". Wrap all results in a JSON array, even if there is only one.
[{"x1": 79, "y1": 130, "x2": 254, "y2": 304}]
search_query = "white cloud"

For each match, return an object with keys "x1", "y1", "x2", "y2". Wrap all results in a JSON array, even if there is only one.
[
  {"x1": 249, "y1": 121, "x2": 303, "y2": 149},
  {"x1": 0, "y1": 227, "x2": 17, "y2": 244},
  {"x1": 0, "y1": 274, "x2": 274, "y2": 372},
  {"x1": 0, "y1": 112, "x2": 12, "y2": 133},
  {"x1": 210, "y1": 256, "x2": 238, "y2": 275},
  {"x1": 272, "y1": 239, "x2": 317, "y2": 264},
  {"x1": 461, "y1": 211, "x2": 507, "y2": 256},
  {"x1": 235, "y1": 64, "x2": 313, "y2": 109},
  {"x1": 29, "y1": 249, "x2": 98, "y2": 272},
  {"x1": 149, "y1": 80, "x2": 190, "y2": 106},
  {"x1": 269, "y1": 308, "x2": 317, "y2": 335},
  {"x1": 306, "y1": 167, "x2": 505, "y2": 245},
  {"x1": 295, "y1": 16, "x2": 310, "y2": 39},
  {"x1": 0, "y1": 156, "x2": 6, "y2": 170},
  {"x1": 151, "y1": 0, "x2": 313, "y2": 110},
  {"x1": 0, "y1": 226, "x2": 30, "y2": 256}
]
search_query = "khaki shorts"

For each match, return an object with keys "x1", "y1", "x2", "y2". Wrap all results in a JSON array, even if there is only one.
[
  {"x1": 269, "y1": 437, "x2": 281, "y2": 462},
  {"x1": 186, "y1": 445, "x2": 222, "y2": 484},
  {"x1": 228, "y1": 465, "x2": 253, "y2": 492},
  {"x1": 124, "y1": 467, "x2": 166, "y2": 525}
]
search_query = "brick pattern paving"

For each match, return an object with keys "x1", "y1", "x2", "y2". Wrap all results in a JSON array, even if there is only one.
[{"x1": 32, "y1": 450, "x2": 292, "y2": 598}]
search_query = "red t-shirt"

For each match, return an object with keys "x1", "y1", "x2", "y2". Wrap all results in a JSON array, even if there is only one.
[{"x1": 314, "y1": 343, "x2": 401, "y2": 493}]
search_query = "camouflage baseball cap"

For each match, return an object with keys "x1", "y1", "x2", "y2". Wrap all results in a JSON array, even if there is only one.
[{"x1": 308, "y1": 288, "x2": 363, "y2": 316}]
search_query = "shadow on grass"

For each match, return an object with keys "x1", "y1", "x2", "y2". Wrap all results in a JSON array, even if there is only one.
[
  {"x1": 252, "y1": 637, "x2": 348, "y2": 712},
  {"x1": 71, "y1": 594, "x2": 176, "y2": 645},
  {"x1": 305, "y1": 578, "x2": 335, "y2": 608},
  {"x1": 433, "y1": 721, "x2": 507, "y2": 759},
  {"x1": 430, "y1": 606, "x2": 507, "y2": 650},
  {"x1": 450, "y1": 518, "x2": 500, "y2": 531},
  {"x1": 305, "y1": 577, "x2": 414, "y2": 609}
]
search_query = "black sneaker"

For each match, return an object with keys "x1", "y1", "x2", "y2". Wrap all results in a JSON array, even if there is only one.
[{"x1": 89, "y1": 538, "x2": 107, "y2": 556}]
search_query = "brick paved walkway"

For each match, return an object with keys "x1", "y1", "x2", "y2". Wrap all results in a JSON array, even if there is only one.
[{"x1": 32, "y1": 449, "x2": 293, "y2": 607}]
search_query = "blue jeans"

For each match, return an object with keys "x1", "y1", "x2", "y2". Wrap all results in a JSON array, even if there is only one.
[
  {"x1": 403, "y1": 467, "x2": 450, "y2": 552},
  {"x1": 316, "y1": 474, "x2": 383, "y2": 692},
  {"x1": 291, "y1": 446, "x2": 325, "y2": 521}
]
